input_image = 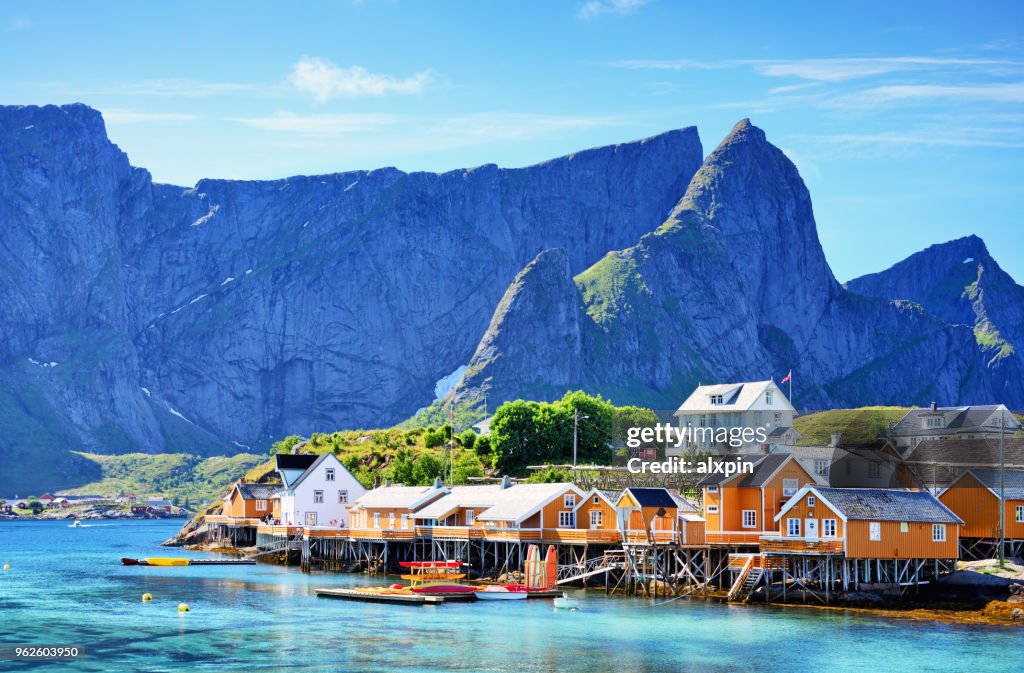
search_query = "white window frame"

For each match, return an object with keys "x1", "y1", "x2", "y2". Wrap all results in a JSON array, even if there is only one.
[
  {"x1": 590, "y1": 509, "x2": 603, "y2": 528},
  {"x1": 593, "y1": 495, "x2": 600, "y2": 504},
  {"x1": 706, "y1": 505, "x2": 719, "y2": 514},
  {"x1": 766, "y1": 390, "x2": 774, "y2": 405},
  {"x1": 783, "y1": 479, "x2": 798, "y2": 497},
  {"x1": 932, "y1": 523, "x2": 946, "y2": 542},
  {"x1": 338, "y1": 490, "x2": 348, "y2": 504},
  {"x1": 869, "y1": 522, "x2": 881, "y2": 541},
  {"x1": 255, "y1": 499, "x2": 267, "y2": 511},
  {"x1": 741, "y1": 510, "x2": 757, "y2": 529},
  {"x1": 900, "y1": 522, "x2": 909, "y2": 533},
  {"x1": 558, "y1": 511, "x2": 575, "y2": 528},
  {"x1": 563, "y1": 494, "x2": 576, "y2": 508},
  {"x1": 868, "y1": 462, "x2": 881, "y2": 478},
  {"x1": 325, "y1": 468, "x2": 335, "y2": 482},
  {"x1": 401, "y1": 514, "x2": 409, "y2": 529},
  {"x1": 1017, "y1": 505, "x2": 1024, "y2": 524},
  {"x1": 813, "y1": 460, "x2": 829, "y2": 477},
  {"x1": 388, "y1": 512, "x2": 395, "y2": 529},
  {"x1": 706, "y1": 485, "x2": 719, "y2": 494},
  {"x1": 314, "y1": 490, "x2": 324, "y2": 504},
  {"x1": 786, "y1": 518, "x2": 801, "y2": 536},
  {"x1": 465, "y1": 509, "x2": 475, "y2": 525},
  {"x1": 822, "y1": 519, "x2": 837, "y2": 538},
  {"x1": 373, "y1": 512, "x2": 380, "y2": 528},
  {"x1": 807, "y1": 496, "x2": 816, "y2": 508}
]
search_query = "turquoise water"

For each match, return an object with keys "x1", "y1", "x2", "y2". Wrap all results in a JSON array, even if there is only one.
[{"x1": 0, "y1": 520, "x2": 1020, "y2": 673}]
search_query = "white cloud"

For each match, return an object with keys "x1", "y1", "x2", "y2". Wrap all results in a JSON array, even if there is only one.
[
  {"x1": 579, "y1": 0, "x2": 648, "y2": 20},
  {"x1": 118, "y1": 79, "x2": 260, "y2": 96},
  {"x1": 231, "y1": 112, "x2": 399, "y2": 134},
  {"x1": 752, "y1": 57, "x2": 1019, "y2": 82},
  {"x1": 102, "y1": 109, "x2": 201, "y2": 124},
  {"x1": 289, "y1": 56, "x2": 430, "y2": 101},
  {"x1": 831, "y1": 82, "x2": 1024, "y2": 106}
]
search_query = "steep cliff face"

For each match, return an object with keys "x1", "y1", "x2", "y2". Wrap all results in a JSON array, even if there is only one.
[
  {"x1": 846, "y1": 235, "x2": 1024, "y2": 401},
  {"x1": 453, "y1": 120, "x2": 1016, "y2": 412},
  {"x1": 0, "y1": 104, "x2": 704, "y2": 491}
]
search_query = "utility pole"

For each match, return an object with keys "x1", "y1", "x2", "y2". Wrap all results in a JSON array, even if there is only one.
[
  {"x1": 573, "y1": 409, "x2": 579, "y2": 468},
  {"x1": 999, "y1": 410, "x2": 1006, "y2": 568}
]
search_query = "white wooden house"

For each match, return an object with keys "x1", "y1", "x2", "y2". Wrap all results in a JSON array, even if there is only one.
[{"x1": 275, "y1": 453, "x2": 366, "y2": 528}]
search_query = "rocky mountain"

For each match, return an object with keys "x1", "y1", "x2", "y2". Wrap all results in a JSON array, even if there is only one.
[
  {"x1": 450, "y1": 120, "x2": 1020, "y2": 413},
  {"x1": 846, "y1": 235, "x2": 1024, "y2": 401},
  {"x1": 0, "y1": 103, "x2": 703, "y2": 492}
]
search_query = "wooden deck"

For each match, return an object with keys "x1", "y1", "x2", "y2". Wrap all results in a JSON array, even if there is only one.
[
  {"x1": 314, "y1": 587, "x2": 563, "y2": 604},
  {"x1": 759, "y1": 537, "x2": 844, "y2": 554}
]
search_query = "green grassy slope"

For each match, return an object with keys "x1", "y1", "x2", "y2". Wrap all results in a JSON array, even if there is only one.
[{"x1": 793, "y1": 407, "x2": 910, "y2": 446}]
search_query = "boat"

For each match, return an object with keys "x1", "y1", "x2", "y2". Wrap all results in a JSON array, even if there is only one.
[
  {"x1": 69, "y1": 520, "x2": 84, "y2": 528},
  {"x1": 120, "y1": 557, "x2": 256, "y2": 566},
  {"x1": 473, "y1": 585, "x2": 528, "y2": 601},
  {"x1": 553, "y1": 592, "x2": 579, "y2": 610},
  {"x1": 143, "y1": 557, "x2": 190, "y2": 566}
]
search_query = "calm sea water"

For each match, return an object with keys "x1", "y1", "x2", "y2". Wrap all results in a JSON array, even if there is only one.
[{"x1": 0, "y1": 520, "x2": 1019, "y2": 673}]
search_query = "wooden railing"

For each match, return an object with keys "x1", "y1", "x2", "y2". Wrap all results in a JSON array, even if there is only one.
[
  {"x1": 706, "y1": 531, "x2": 765, "y2": 545},
  {"x1": 256, "y1": 524, "x2": 303, "y2": 535},
  {"x1": 481, "y1": 528, "x2": 542, "y2": 541},
  {"x1": 759, "y1": 537, "x2": 843, "y2": 554},
  {"x1": 544, "y1": 529, "x2": 622, "y2": 544},
  {"x1": 348, "y1": 528, "x2": 416, "y2": 540},
  {"x1": 206, "y1": 515, "x2": 261, "y2": 526},
  {"x1": 429, "y1": 526, "x2": 485, "y2": 540},
  {"x1": 304, "y1": 527, "x2": 350, "y2": 538}
]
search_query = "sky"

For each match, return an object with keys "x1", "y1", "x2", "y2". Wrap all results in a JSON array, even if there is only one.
[{"x1": 2, "y1": 0, "x2": 1022, "y2": 283}]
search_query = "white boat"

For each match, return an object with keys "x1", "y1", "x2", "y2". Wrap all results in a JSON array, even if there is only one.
[
  {"x1": 473, "y1": 585, "x2": 528, "y2": 601},
  {"x1": 69, "y1": 520, "x2": 84, "y2": 528},
  {"x1": 553, "y1": 592, "x2": 579, "y2": 610}
]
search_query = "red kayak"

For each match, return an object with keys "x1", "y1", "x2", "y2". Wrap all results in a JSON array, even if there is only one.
[
  {"x1": 121, "y1": 558, "x2": 143, "y2": 566},
  {"x1": 411, "y1": 583, "x2": 476, "y2": 594}
]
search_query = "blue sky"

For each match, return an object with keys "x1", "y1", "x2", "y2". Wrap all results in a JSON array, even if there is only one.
[{"x1": 2, "y1": 0, "x2": 1022, "y2": 282}]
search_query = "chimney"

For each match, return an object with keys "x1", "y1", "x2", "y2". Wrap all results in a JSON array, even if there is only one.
[
  {"x1": 501, "y1": 475, "x2": 512, "y2": 489},
  {"x1": 384, "y1": 478, "x2": 391, "y2": 487},
  {"x1": 373, "y1": 475, "x2": 380, "y2": 489},
  {"x1": 433, "y1": 477, "x2": 443, "y2": 489},
  {"x1": 930, "y1": 401, "x2": 937, "y2": 412},
  {"x1": 830, "y1": 433, "x2": 841, "y2": 448}
]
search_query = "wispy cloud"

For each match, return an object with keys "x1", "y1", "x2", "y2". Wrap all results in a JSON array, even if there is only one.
[
  {"x1": 230, "y1": 112, "x2": 400, "y2": 134},
  {"x1": 118, "y1": 79, "x2": 261, "y2": 97},
  {"x1": 830, "y1": 82, "x2": 1024, "y2": 107},
  {"x1": 289, "y1": 56, "x2": 431, "y2": 101},
  {"x1": 102, "y1": 109, "x2": 201, "y2": 124},
  {"x1": 578, "y1": 0, "x2": 648, "y2": 21}
]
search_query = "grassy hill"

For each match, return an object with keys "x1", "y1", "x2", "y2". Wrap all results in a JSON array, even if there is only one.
[
  {"x1": 794, "y1": 407, "x2": 910, "y2": 446},
  {"x1": 62, "y1": 452, "x2": 265, "y2": 510}
]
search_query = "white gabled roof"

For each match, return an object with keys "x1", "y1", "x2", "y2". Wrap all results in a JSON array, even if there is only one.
[
  {"x1": 351, "y1": 484, "x2": 448, "y2": 511},
  {"x1": 475, "y1": 483, "x2": 583, "y2": 525},
  {"x1": 412, "y1": 485, "x2": 508, "y2": 520},
  {"x1": 674, "y1": 380, "x2": 794, "y2": 415}
]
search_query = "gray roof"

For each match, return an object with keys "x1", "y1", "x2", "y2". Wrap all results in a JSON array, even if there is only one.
[
  {"x1": 738, "y1": 454, "x2": 792, "y2": 488},
  {"x1": 813, "y1": 488, "x2": 963, "y2": 524},
  {"x1": 237, "y1": 483, "x2": 281, "y2": 500},
  {"x1": 901, "y1": 438, "x2": 1024, "y2": 468},
  {"x1": 889, "y1": 405, "x2": 1020, "y2": 438},
  {"x1": 960, "y1": 469, "x2": 1024, "y2": 501}
]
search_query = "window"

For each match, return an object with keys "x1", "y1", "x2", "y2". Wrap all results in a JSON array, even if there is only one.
[
  {"x1": 774, "y1": 412, "x2": 782, "y2": 424},
  {"x1": 255, "y1": 499, "x2": 267, "y2": 511},
  {"x1": 814, "y1": 459, "x2": 830, "y2": 477},
  {"x1": 900, "y1": 522, "x2": 909, "y2": 533},
  {"x1": 807, "y1": 496, "x2": 816, "y2": 508},
  {"x1": 710, "y1": 394, "x2": 723, "y2": 405},
  {"x1": 591, "y1": 510, "x2": 603, "y2": 528},
  {"x1": 558, "y1": 511, "x2": 575, "y2": 528},
  {"x1": 868, "y1": 462, "x2": 881, "y2": 478},
  {"x1": 787, "y1": 518, "x2": 801, "y2": 536},
  {"x1": 388, "y1": 513, "x2": 395, "y2": 528},
  {"x1": 706, "y1": 505, "x2": 719, "y2": 514},
  {"x1": 783, "y1": 479, "x2": 798, "y2": 497},
  {"x1": 766, "y1": 390, "x2": 774, "y2": 405},
  {"x1": 401, "y1": 514, "x2": 409, "y2": 529},
  {"x1": 822, "y1": 519, "x2": 837, "y2": 537},
  {"x1": 706, "y1": 485, "x2": 719, "y2": 494},
  {"x1": 314, "y1": 490, "x2": 324, "y2": 504},
  {"x1": 593, "y1": 495, "x2": 600, "y2": 504},
  {"x1": 373, "y1": 512, "x2": 380, "y2": 528},
  {"x1": 869, "y1": 522, "x2": 881, "y2": 541},
  {"x1": 1017, "y1": 506, "x2": 1024, "y2": 524},
  {"x1": 709, "y1": 413, "x2": 718, "y2": 426},
  {"x1": 338, "y1": 490, "x2": 348, "y2": 504},
  {"x1": 563, "y1": 494, "x2": 577, "y2": 508},
  {"x1": 465, "y1": 509, "x2": 475, "y2": 525},
  {"x1": 741, "y1": 510, "x2": 757, "y2": 529},
  {"x1": 325, "y1": 468, "x2": 335, "y2": 481},
  {"x1": 932, "y1": 524, "x2": 946, "y2": 542}
]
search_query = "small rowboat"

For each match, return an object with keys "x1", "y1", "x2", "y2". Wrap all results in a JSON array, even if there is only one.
[
  {"x1": 473, "y1": 585, "x2": 528, "y2": 601},
  {"x1": 411, "y1": 583, "x2": 477, "y2": 595},
  {"x1": 143, "y1": 557, "x2": 190, "y2": 566},
  {"x1": 553, "y1": 592, "x2": 579, "y2": 610}
]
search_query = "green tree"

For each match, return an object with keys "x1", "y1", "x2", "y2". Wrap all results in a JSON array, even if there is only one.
[
  {"x1": 271, "y1": 435, "x2": 303, "y2": 455},
  {"x1": 474, "y1": 435, "x2": 491, "y2": 456},
  {"x1": 559, "y1": 390, "x2": 616, "y2": 465},
  {"x1": 451, "y1": 451, "x2": 485, "y2": 484},
  {"x1": 458, "y1": 429, "x2": 477, "y2": 450},
  {"x1": 387, "y1": 448, "x2": 417, "y2": 485},
  {"x1": 29, "y1": 500, "x2": 44, "y2": 515},
  {"x1": 412, "y1": 453, "x2": 444, "y2": 485}
]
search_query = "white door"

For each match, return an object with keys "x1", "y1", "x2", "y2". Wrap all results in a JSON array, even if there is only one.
[{"x1": 804, "y1": 518, "x2": 818, "y2": 538}]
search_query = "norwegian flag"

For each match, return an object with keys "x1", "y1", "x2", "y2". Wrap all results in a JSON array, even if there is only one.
[{"x1": 780, "y1": 370, "x2": 792, "y2": 384}]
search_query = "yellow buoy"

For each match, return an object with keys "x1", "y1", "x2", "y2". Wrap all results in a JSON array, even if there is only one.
[
  {"x1": 142, "y1": 593, "x2": 153, "y2": 602},
  {"x1": 177, "y1": 603, "x2": 190, "y2": 612},
  {"x1": 2, "y1": 563, "x2": 10, "y2": 572}
]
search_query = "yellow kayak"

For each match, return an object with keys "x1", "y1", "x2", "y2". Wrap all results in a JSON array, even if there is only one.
[{"x1": 145, "y1": 558, "x2": 190, "y2": 566}]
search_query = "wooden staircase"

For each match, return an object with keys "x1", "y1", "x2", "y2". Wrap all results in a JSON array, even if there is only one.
[{"x1": 727, "y1": 555, "x2": 764, "y2": 602}]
